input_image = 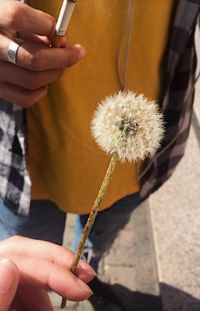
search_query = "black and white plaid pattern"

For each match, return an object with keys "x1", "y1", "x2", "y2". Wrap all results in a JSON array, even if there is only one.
[
  {"x1": 140, "y1": 0, "x2": 200, "y2": 199},
  {"x1": 0, "y1": 0, "x2": 31, "y2": 216},
  {"x1": 0, "y1": 100, "x2": 31, "y2": 215},
  {"x1": 0, "y1": 0, "x2": 199, "y2": 215}
]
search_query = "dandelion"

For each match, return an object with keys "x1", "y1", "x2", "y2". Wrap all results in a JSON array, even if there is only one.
[
  {"x1": 91, "y1": 91, "x2": 164, "y2": 162},
  {"x1": 62, "y1": 91, "x2": 164, "y2": 309}
]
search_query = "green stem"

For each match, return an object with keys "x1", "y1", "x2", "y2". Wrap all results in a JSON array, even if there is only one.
[{"x1": 61, "y1": 153, "x2": 118, "y2": 309}]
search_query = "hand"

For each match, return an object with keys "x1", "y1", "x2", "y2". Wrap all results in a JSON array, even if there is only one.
[
  {"x1": 0, "y1": 236, "x2": 95, "y2": 311},
  {"x1": 0, "y1": 0, "x2": 86, "y2": 107}
]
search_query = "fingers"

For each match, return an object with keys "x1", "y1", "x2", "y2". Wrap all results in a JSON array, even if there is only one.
[
  {"x1": 0, "y1": 236, "x2": 96, "y2": 283},
  {"x1": 0, "y1": 259, "x2": 19, "y2": 311},
  {"x1": 0, "y1": 2, "x2": 86, "y2": 107},
  {"x1": 0, "y1": 32, "x2": 85, "y2": 106},
  {"x1": 8, "y1": 255, "x2": 93, "y2": 301},
  {"x1": 0, "y1": 61, "x2": 64, "y2": 90},
  {"x1": 0, "y1": 238, "x2": 94, "y2": 302},
  {"x1": 0, "y1": 1, "x2": 86, "y2": 107},
  {"x1": 17, "y1": 33, "x2": 67, "y2": 47},
  {"x1": 0, "y1": 33, "x2": 86, "y2": 70},
  {"x1": 0, "y1": 1, "x2": 55, "y2": 36},
  {"x1": 0, "y1": 81, "x2": 48, "y2": 107},
  {"x1": 17, "y1": 42, "x2": 85, "y2": 71}
]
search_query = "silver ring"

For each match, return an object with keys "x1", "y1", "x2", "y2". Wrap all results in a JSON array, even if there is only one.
[{"x1": 7, "y1": 41, "x2": 20, "y2": 64}]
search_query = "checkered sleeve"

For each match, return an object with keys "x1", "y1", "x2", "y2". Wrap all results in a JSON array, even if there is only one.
[
  {"x1": 140, "y1": 0, "x2": 200, "y2": 200},
  {"x1": 0, "y1": 100, "x2": 31, "y2": 215}
]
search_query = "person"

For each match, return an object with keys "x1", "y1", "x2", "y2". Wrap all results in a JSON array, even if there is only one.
[
  {"x1": 0, "y1": 0, "x2": 199, "y2": 308},
  {"x1": 0, "y1": 235, "x2": 95, "y2": 311}
]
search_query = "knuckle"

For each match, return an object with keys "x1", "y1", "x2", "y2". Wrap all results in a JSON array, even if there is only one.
[
  {"x1": 7, "y1": 3, "x2": 24, "y2": 29},
  {"x1": 7, "y1": 235, "x2": 21, "y2": 244},
  {"x1": 21, "y1": 48, "x2": 43, "y2": 71},
  {"x1": 9, "y1": 235, "x2": 20, "y2": 241},
  {"x1": 29, "y1": 53, "x2": 43, "y2": 71}
]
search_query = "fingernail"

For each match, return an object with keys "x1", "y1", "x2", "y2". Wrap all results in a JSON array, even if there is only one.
[
  {"x1": 76, "y1": 278, "x2": 93, "y2": 295},
  {"x1": 73, "y1": 44, "x2": 86, "y2": 60},
  {"x1": 79, "y1": 260, "x2": 96, "y2": 277},
  {"x1": 78, "y1": 47, "x2": 86, "y2": 59},
  {"x1": 0, "y1": 260, "x2": 15, "y2": 293}
]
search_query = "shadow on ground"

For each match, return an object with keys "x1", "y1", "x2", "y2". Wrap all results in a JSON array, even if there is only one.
[
  {"x1": 89, "y1": 282, "x2": 200, "y2": 311},
  {"x1": 160, "y1": 283, "x2": 200, "y2": 311}
]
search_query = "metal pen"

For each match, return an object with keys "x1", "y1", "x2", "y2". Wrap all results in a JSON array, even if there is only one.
[{"x1": 52, "y1": 0, "x2": 77, "y2": 47}]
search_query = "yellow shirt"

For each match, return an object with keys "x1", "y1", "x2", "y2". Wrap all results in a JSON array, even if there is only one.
[{"x1": 27, "y1": 1, "x2": 175, "y2": 214}]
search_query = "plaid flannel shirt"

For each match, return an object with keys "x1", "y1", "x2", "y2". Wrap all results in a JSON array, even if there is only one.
[
  {"x1": 140, "y1": 0, "x2": 200, "y2": 199},
  {"x1": 0, "y1": 0, "x2": 199, "y2": 215}
]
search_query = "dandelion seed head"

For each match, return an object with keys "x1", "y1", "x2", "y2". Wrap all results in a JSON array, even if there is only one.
[{"x1": 91, "y1": 91, "x2": 164, "y2": 162}]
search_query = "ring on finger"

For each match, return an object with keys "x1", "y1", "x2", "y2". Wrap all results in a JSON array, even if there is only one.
[{"x1": 7, "y1": 41, "x2": 21, "y2": 65}]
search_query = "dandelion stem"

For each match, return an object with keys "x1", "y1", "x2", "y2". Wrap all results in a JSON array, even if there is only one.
[{"x1": 61, "y1": 153, "x2": 118, "y2": 308}]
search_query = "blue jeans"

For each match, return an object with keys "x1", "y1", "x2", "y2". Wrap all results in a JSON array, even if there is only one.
[
  {"x1": 0, "y1": 193, "x2": 141, "y2": 268},
  {"x1": 0, "y1": 200, "x2": 66, "y2": 245}
]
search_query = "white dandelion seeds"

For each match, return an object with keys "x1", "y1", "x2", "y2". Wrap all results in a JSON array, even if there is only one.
[
  {"x1": 68, "y1": 91, "x2": 165, "y2": 294},
  {"x1": 91, "y1": 91, "x2": 164, "y2": 162}
]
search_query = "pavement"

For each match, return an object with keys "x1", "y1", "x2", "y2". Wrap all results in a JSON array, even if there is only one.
[{"x1": 50, "y1": 29, "x2": 200, "y2": 311}]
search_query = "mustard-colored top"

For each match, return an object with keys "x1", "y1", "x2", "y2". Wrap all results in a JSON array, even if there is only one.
[{"x1": 27, "y1": 1, "x2": 175, "y2": 214}]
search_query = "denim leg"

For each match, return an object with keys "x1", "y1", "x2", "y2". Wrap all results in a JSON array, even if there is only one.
[
  {"x1": 73, "y1": 192, "x2": 141, "y2": 269},
  {"x1": 73, "y1": 213, "x2": 93, "y2": 252},
  {"x1": 0, "y1": 199, "x2": 66, "y2": 245}
]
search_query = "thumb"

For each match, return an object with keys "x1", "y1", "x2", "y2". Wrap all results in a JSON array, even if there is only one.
[{"x1": 0, "y1": 259, "x2": 19, "y2": 311}]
